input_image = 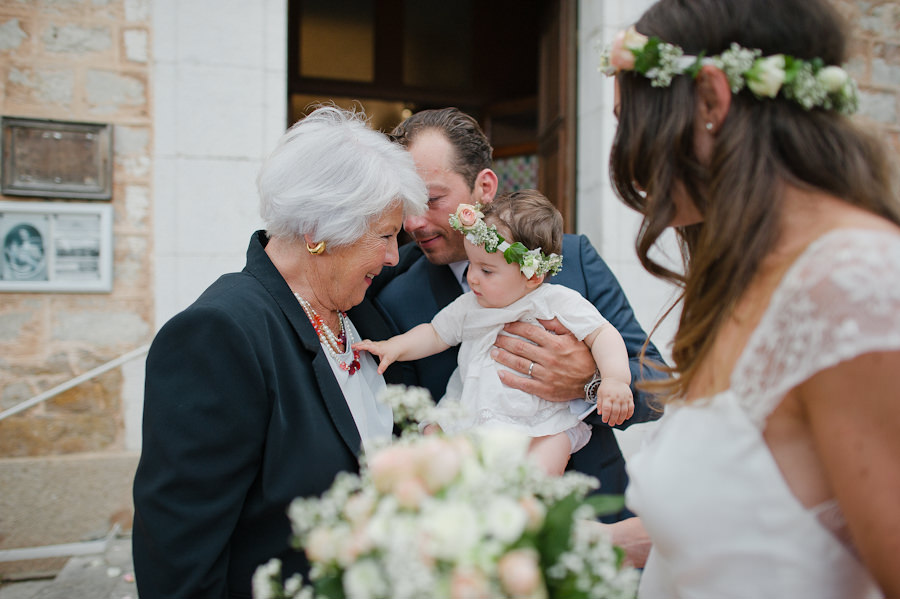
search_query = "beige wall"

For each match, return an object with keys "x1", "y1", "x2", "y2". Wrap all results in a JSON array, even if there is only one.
[{"x1": 0, "y1": 0, "x2": 153, "y2": 457}]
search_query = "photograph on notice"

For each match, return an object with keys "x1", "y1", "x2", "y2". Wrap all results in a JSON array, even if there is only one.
[{"x1": 2, "y1": 215, "x2": 49, "y2": 282}]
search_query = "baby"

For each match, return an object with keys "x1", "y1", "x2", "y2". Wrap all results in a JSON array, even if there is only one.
[{"x1": 355, "y1": 190, "x2": 633, "y2": 475}]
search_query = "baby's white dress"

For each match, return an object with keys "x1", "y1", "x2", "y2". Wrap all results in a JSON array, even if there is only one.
[
  {"x1": 431, "y1": 283, "x2": 607, "y2": 437},
  {"x1": 626, "y1": 230, "x2": 900, "y2": 598}
]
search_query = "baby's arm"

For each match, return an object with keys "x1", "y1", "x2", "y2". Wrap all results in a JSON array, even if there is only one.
[
  {"x1": 584, "y1": 324, "x2": 634, "y2": 426},
  {"x1": 353, "y1": 323, "x2": 451, "y2": 375}
]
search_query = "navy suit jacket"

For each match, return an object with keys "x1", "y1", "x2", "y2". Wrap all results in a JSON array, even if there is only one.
[
  {"x1": 354, "y1": 234, "x2": 665, "y2": 521},
  {"x1": 133, "y1": 231, "x2": 408, "y2": 599}
]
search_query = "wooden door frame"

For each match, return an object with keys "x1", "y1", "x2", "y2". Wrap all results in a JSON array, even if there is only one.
[{"x1": 537, "y1": 0, "x2": 577, "y2": 233}]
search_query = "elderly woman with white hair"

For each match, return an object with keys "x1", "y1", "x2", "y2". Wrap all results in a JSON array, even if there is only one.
[{"x1": 132, "y1": 106, "x2": 426, "y2": 599}]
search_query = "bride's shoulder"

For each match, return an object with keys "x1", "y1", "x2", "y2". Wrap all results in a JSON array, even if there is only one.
[
  {"x1": 759, "y1": 223, "x2": 900, "y2": 356},
  {"x1": 792, "y1": 224, "x2": 900, "y2": 280}
]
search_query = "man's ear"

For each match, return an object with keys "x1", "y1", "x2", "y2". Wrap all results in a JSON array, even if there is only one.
[
  {"x1": 472, "y1": 168, "x2": 499, "y2": 204},
  {"x1": 695, "y1": 65, "x2": 731, "y2": 133}
]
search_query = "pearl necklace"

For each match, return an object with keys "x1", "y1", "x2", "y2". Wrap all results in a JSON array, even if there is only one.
[{"x1": 294, "y1": 293, "x2": 361, "y2": 375}]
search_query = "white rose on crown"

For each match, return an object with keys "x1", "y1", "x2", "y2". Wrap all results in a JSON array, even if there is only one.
[{"x1": 746, "y1": 54, "x2": 787, "y2": 98}]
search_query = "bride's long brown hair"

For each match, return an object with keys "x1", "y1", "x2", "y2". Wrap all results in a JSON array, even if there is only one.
[{"x1": 610, "y1": 0, "x2": 900, "y2": 401}]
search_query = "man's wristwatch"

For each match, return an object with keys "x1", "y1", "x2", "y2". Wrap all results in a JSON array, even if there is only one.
[{"x1": 584, "y1": 370, "x2": 602, "y2": 403}]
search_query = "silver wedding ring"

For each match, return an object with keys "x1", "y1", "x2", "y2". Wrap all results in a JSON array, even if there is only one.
[{"x1": 527, "y1": 361, "x2": 535, "y2": 377}]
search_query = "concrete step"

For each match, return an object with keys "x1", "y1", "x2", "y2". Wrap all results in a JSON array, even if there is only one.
[{"x1": 0, "y1": 535, "x2": 136, "y2": 599}]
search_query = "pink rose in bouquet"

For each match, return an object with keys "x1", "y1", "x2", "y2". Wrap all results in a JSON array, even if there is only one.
[{"x1": 252, "y1": 386, "x2": 639, "y2": 599}]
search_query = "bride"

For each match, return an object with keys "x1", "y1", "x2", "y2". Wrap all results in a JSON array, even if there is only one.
[{"x1": 600, "y1": 0, "x2": 900, "y2": 596}]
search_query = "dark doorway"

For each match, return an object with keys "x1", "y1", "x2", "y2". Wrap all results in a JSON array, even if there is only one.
[{"x1": 287, "y1": 0, "x2": 576, "y2": 230}]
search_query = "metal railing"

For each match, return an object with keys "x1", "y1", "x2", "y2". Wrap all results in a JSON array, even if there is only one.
[{"x1": 0, "y1": 344, "x2": 150, "y2": 423}]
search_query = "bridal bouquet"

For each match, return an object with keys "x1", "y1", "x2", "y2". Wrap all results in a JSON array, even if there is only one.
[{"x1": 253, "y1": 386, "x2": 639, "y2": 599}]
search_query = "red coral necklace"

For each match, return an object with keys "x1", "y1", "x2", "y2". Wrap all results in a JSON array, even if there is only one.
[{"x1": 294, "y1": 293, "x2": 361, "y2": 375}]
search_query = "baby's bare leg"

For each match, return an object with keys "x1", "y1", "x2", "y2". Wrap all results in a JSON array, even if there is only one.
[{"x1": 528, "y1": 433, "x2": 571, "y2": 477}]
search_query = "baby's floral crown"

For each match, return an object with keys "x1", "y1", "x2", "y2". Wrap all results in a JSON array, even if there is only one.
[
  {"x1": 449, "y1": 203, "x2": 563, "y2": 279},
  {"x1": 599, "y1": 27, "x2": 859, "y2": 115}
]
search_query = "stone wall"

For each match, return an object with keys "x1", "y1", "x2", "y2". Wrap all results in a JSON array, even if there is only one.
[
  {"x1": 0, "y1": 0, "x2": 152, "y2": 457},
  {"x1": 833, "y1": 0, "x2": 900, "y2": 175}
]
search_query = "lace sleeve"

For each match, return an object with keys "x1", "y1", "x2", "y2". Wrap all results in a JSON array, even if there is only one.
[{"x1": 732, "y1": 230, "x2": 900, "y2": 427}]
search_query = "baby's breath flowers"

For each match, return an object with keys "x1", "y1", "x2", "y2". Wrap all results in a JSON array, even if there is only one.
[
  {"x1": 253, "y1": 385, "x2": 638, "y2": 599},
  {"x1": 449, "y1": 204, "x2": 563, "y2": 278},
  {"x1": 599, "y1": 26, "x2": 860, "y2": 115}
]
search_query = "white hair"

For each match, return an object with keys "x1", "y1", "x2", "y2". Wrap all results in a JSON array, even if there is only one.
[{"x1": 257, "y1": 106, "x2": 426, "y2": 245}]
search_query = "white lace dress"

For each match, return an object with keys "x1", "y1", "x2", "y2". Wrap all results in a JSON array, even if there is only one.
[{"x1": 626, "y1": 229, "x2": 900, "y2": 599}]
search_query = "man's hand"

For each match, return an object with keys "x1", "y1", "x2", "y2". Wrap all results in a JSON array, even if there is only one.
[{"x1": 490, "y1": 317, "x2": 596, "y2": 402}]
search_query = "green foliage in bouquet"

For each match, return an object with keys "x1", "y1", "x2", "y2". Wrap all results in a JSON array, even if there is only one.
[{"x1": 253, "y1": 385, "x2": 639, "y2": 599}]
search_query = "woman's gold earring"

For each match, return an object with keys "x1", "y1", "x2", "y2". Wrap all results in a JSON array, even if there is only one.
[{"x1": 306, "y1": 240, "x2": 326, "y2": 255}]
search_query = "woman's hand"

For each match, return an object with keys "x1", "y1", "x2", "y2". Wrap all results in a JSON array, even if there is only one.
[
  {"x1": 587, "y1": 517, "x2": 652, "y2": 568},
  {"x1": 491, "y1": 318, "x2": 596, "y2": 402}
]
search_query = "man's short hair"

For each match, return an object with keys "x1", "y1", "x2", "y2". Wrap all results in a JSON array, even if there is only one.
[{"x1": 391, "y1": 108, "x2": 493, "y2": 190}]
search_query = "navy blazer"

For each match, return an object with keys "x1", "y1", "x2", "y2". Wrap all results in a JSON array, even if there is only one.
[
  {"x1": 355, "y1": 235, "x2": 666, "y2": 521},
  {"x1": 133, "y1": 231, "x2": 405, "y2": 599}
]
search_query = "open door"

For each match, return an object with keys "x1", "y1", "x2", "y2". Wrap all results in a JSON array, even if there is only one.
[
  {"x1": 287, "y1": 0, "x2": 576, "y2": 227},
  {"x1": 537, "y1": 0, "x2": 577, "y2": 233}
]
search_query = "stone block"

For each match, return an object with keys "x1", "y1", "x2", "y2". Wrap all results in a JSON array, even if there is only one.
[
  {"x1": 3, "y1": 352, "x2": 72, "y2": 379},
  {"x1": 123, "y1": 185, "x2": 149, "y2": 227},
  {"x1": 0, "y1": 381, "x2": 31, "y2": 411},
  {"x1": 5, "y1": 65, "x2": 73, "y2": 106},
  {"x1": 124, "y1": 0, "x2": 149, "y2": 23},
  {"x1": 858, "y1": 2, "x2": 900, "y2": 40},
  {"x1": 45, "y1": 369, "x2": 120, "y2": 415},
  {"x1": 0, "y1": 17, "x2": 28, "y2": 53},
  {"x1": 113, "y1": 125, "x2": 151, "y2": 178},
  {"x1": 859, "y1": 89, "x2": 898, "y2": 123},
  {"x1": 0, "y1": 310, "x2": 44, "y2": 360},
  {"x1": 85, "y1": 69, "x2": 147, "y2": 115},
  {"x1": 175, "y1": 64, "x2": 264, "y2": 157},
  {"x1": 38, "y1": 0, "x2": 89, "y2": 18},
  {"x1": 51, "y1": 310, "x2": 149, "y2": 347},
  {"x1": 0, "y1": 452, "x2": 138, "y2": 552},
  {"x1": 122, "y1": 27, "x2": 147, "y2": 62},
  {"x1": 42, "y1": 23, "x2": 111, "y2": 54},
  {"x1": 873, "y1": 42, "x2": 900, "y2": 87},
  {"x1": 113, "y1": 234, "x2": 151, "y2": 289},
  {"x1": 0, "y1": 403, "x2": 120, "y2": 457},
  {"x1": 0, "y1": 312, "x2": 32, "y2": 344}
]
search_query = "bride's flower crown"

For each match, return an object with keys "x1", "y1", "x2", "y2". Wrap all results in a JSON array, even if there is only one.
[
  {"x1": 599, "y1": 26, "x2": 860, "y2": 115},
  {"x1": 449, "y1": 203, "x2": 563, "y2": 279}
]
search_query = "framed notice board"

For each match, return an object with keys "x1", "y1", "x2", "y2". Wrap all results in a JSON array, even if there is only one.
[
  {"x1": 1, "y1": 117, "x2": 113, "y2": 200},
  {"x1": 0, "y1": 201, "x2": 113, "y2": 292}
]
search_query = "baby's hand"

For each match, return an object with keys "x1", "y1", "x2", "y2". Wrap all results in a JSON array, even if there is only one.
[
  {"x1": 595, "y1": 379, "x2": 634, "y2": 426},
  {"x1": 352, "y1": 339, "x2": 396, "y2": 375}
]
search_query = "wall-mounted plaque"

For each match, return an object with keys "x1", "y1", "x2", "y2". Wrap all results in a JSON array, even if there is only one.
[
  {"x1": 0, "y1": 201, "x2": 113, "y2": 292},
  {"x1": 1, "y1": 117, "x2": 113, "y2": 200}
]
